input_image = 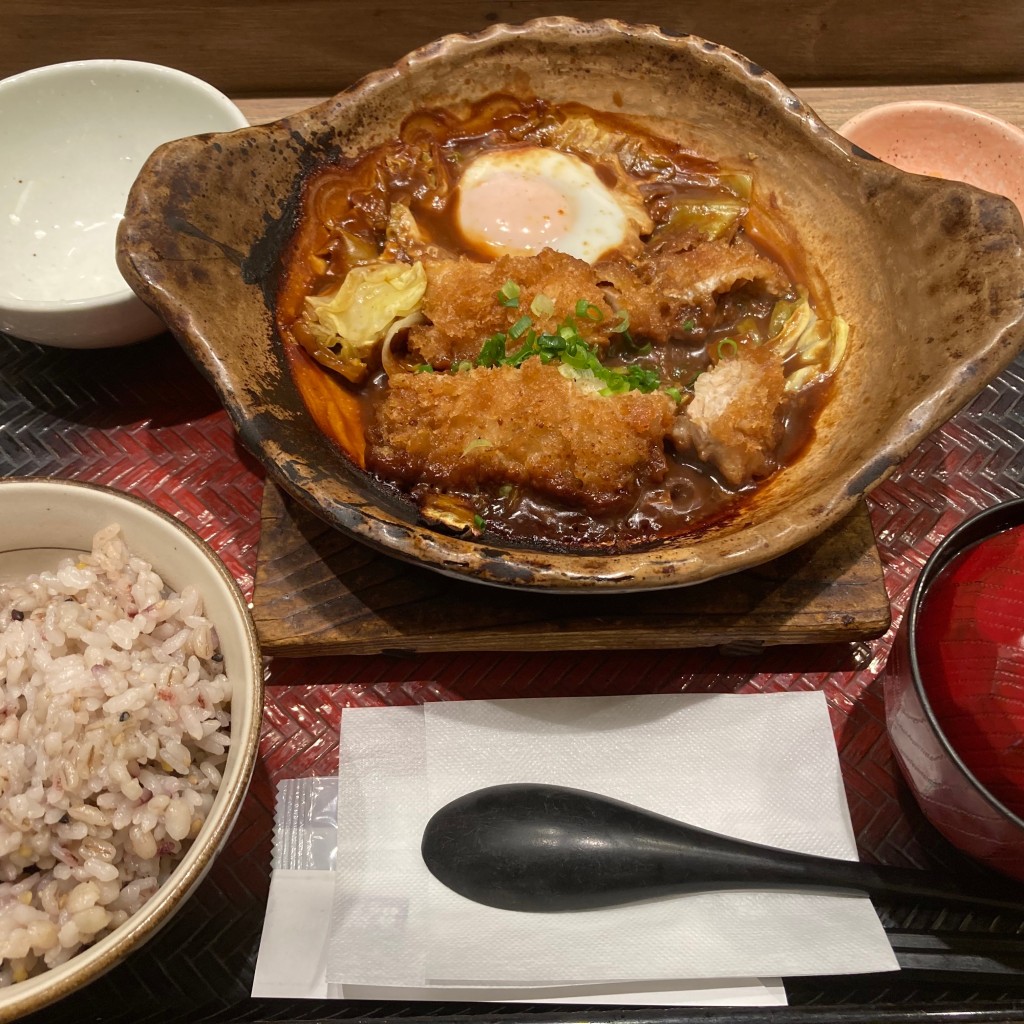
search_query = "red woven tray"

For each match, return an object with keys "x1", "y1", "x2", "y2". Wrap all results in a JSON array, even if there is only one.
[{"x1": 4, "y1": 331, "x2": 1024, "y2": 1022}]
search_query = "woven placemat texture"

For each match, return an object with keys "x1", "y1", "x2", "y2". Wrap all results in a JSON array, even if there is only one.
[{"x1": 2, "y1": 332, "x2": 1023, "y2": 1021}]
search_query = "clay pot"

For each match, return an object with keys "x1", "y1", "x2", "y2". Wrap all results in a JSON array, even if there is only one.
[{"x1": 117, "y1": 19, "x2": 1024, "y2": 590}]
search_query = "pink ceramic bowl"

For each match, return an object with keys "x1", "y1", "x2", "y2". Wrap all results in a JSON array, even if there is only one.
[
  {"x1": 840, "y1": 100, "x2": 1024, "y2": 216},
  {"x1": 883, "y1": 499, "x2": 1024, "y2": 881}
]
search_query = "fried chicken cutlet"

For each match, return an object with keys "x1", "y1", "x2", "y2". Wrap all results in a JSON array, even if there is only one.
[
  {"x1": 367, "y1": 358, "x2": 677, "y2": 514},
  {"x1": 407, "y1": 249, "x2": 616, "y2": 368},
  {"x1": 671, "y1": 342, "x2": 787, "y2": 487}
]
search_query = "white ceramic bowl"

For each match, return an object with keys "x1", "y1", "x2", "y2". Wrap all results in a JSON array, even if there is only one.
[
  {"x1": 0, "y1": 478, "x2": 263, "y2": 1022},
  {"x1": 0, "y1": 60, "x2": 249, "y2": 349},
  {"x1": 840, "y1": 100, "x2": 1024, "y2": 217}
]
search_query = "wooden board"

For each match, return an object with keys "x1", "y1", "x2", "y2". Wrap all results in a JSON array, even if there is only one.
[{"x1": 251, "y1": 483, "x2": 890, "y2": 656}]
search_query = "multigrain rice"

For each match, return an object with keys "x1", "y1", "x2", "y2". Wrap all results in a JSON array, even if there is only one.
[{"x1": 0, "y1": 524, "x2": 231, "y2": 984}]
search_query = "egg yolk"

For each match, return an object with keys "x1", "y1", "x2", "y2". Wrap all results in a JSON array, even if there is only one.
[
  {"x1": 454, "y1": 147, "x2": 634, "y2": 264},
  {"x1": 458, "y1": 171, "x2": 573, "y2": 254}
]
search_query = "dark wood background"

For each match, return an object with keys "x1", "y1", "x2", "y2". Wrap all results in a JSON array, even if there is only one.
[{"x1": 3, "y1": 1, "x2": 1023, "y2": 96}]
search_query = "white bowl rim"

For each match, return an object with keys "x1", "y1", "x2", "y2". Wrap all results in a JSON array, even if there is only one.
[
  {"x1": 0, "y1": 59, "x2": 249, "y2": 317},
  {"x1": 0, "y1": 477, "x2": 264, "y2": 1021},
  {"x1": 0, "y1": 57, "x2": 247, "y2": 116},
  {"x1": 2, "y1": 289, "x2": 145, "y2": 316}
]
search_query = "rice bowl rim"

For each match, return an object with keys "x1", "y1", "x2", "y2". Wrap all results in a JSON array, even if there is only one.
[{"x1": 0, "y1": 477, "x2": 263, "y2": 1022}]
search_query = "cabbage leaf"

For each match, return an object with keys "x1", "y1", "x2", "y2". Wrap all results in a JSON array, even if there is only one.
[
  {"x1": 766, "y1": 290, "x2": 849, "y2": 392},
  {"x1": 652, "y1": 194, "x2": 749, "y2": 246},
  {"x1": 302, "y1": 260, "x2": 427, "y2": 382}
]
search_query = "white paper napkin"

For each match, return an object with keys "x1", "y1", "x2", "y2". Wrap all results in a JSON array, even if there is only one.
[
  {"x1": 253, "y1": 871, "x2": 787, "y2": 1004},
  {"x1": 252, "y1": 776, "x2": 786, "y2": 1005},
  {"x1": 327, "y1": 692, "x2": 897, "y2": 992}
]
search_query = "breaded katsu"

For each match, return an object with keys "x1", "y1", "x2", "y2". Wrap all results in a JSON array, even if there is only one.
[
  {"x1": 408, "y1": 249, "x2": 616, "y2": 368},
  {"x1": 408, "y1": 236, "x2": 792, "y2": 368},
  {"x1": 644, "y1": 237, "x2": 788, "y2": 311},
  {"x1": 367, "y1": 358, "x2": 677, "y2": 513},
  {"x1": 279, "y1": 98, "x2": 850, "y2": 552},
  {"x1": 671, "y1": 342, "x2": 787, "y2": 486},
  {"x1": 596, "y1": 237, "x2": 789, "y2": 344}
]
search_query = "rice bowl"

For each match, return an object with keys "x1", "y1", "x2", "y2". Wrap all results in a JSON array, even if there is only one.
[{"x1": 0, "y1": 479, "x2": 261, "y2": 1022}]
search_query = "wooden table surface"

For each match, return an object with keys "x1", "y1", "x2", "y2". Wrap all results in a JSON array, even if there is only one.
[
  {"x1": 4, "y1": 1, "x2": 1023, "y2": 98},
  {"x1": 237, "y1": 81, "x2": 1024, "y2": 132}
]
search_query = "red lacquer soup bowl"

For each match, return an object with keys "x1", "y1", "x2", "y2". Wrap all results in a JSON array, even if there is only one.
[{"x1": 884, "y1": 498, "x2": 1024, "y2": 880}]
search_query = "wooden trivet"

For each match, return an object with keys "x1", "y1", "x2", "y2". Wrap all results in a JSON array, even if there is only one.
[{"x1": 251, "y1": 482, "x2": 890, "y2": 656}]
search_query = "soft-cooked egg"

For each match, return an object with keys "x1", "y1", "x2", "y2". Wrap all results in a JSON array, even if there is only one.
[{"x1": 456, "y1": 146, "x2": 648, "y2": 264}]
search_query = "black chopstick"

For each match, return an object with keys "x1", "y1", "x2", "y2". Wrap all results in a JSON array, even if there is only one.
[{"x1": 889, "y1": 930, "x2": 1024, "y2": 977}]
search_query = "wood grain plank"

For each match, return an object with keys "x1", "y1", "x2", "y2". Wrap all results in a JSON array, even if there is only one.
[
  {"x1": 237, "y1": 82, "x2": 1024, "y2": 132},
  {"x1": 3, "y1": 1, "x2": 1024, "y2": 97},
  {"x1": 251, "y1": 484, "x2": 890, "y2": 656}
]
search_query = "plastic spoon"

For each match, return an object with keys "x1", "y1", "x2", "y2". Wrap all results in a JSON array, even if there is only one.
[{"x1": 421, "y1": 783, "x2": 1024, "y2": 913}]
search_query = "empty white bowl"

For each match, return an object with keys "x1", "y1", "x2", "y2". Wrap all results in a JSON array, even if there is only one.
[
  {"x1": 0, "y1": 60, "x2": 249, "y2": 348},
  {"x1": 0, "y1": 478, "x2": 263, "y2": 1021}
]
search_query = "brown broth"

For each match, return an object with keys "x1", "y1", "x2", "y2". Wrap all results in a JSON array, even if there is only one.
[
  {"x1": 276, "y1": 97, "x2": 839, "y2": 552},
  {"x1": 348, "y1": 352, "x2": 831, "y2": 553}
]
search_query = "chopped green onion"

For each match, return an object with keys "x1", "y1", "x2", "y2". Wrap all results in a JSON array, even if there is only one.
[
  {"x1": 473, "y1": 513, "x2": 486, "y2": 530},
  {"x1": 413, "y1": 363, "x2": 434, "y2": 373},
  {"x1": 622, "y1": 365, "x2": 660, "y2": 393},
  {"x1": 575, "y1": 299, "x2": 604, "y2": 322},
  {"x1": 506, "y1": 336, "x2": 538, "y2": 367},
  {"x1": 599, "y1": 374, "x2": 628, "y2": 396},
  {"x1": 477, "y1": 334, "x2": 507, "y2": 367},
  {"x1": 508, "y1": 314, "x2": 533, "y2": 340},
  {"x1": 664, "y1": 386, "x2": 682, "y2": 403},
  {"x1": 497, "y1": 280, "x2": 520, "y2": 307},
  {"x1": 682, "y1": 319, "x2": 696, "y2": 332},
  {"x1": 462, "y1": 438, "x2": 494, "y2": 454},
  {"x1": 537, "y1": 332, "x2": 566, "y2": 354},
  {"x1": 716, "y1": 337, "x2": 739, "y2": 360},
  {"x1": 560, "y1": 343, "x2": 591, "y2": 371},
  {"x1": 530, "y1": 293, "x2": 555, "y2": 317},
  {"x1": 473, "y1": 308, "x2": 662, "y2": 396},
  {"x1": 611, "y1": 310, "x2": 631, "y2": 334}
]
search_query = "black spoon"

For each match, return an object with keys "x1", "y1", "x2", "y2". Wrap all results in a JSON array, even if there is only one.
[{"x1": 421, "y1": 783, "x2": 1024, "y2": 913}]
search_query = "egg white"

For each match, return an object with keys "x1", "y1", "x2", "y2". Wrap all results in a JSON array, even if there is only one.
[{"x1": 456, "y1": 147, "x2": 647, "y2": 264}]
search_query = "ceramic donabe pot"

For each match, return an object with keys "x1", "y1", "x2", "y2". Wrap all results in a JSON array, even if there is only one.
[{"x1": 118, "y1": 19, "x2": 1024, "y2": 591}]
